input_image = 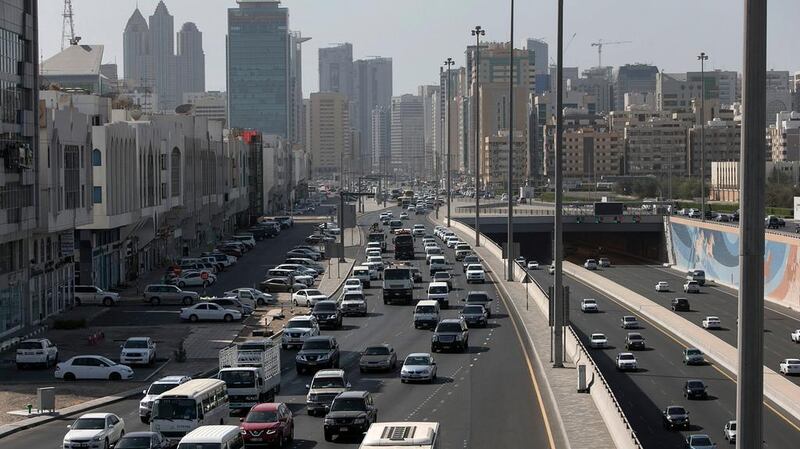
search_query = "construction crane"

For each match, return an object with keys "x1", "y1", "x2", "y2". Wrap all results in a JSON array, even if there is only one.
[
  {"x1": 590, "y1": 39, "x2": 631, "y2": 67},
  {"x1": 61, "y1": 0, "x2": 80, "y2": 50}
]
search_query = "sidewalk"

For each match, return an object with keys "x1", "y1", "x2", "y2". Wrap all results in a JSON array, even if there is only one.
[{"x1": 429, "y1": 214, "x2": 617, "y2": 449}]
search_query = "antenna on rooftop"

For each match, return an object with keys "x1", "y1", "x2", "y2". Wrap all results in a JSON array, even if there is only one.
[{"x1": 61, "y1": 0, "x2": 81, "y2": 50}]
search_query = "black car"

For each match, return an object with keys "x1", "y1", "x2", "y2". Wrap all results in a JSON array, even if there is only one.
[
  {"x1": 115, "y1": 431, "x2": 170, "y2": 449},
  {"x1": 671, "y1": 297, "x2": 690, "y2": 311},
  {"x1": 431, "y1": 319, "x2": 469, "y2": 352},
  {"x1": 463, "y1": 291, "x2": 493, "y2": 318},
  {"x1": 296, "y1": 336, "x2": 340, "y2": 374},
  {"x1": 662, "y1": 405, "x2": 690, "y2": 430},
  {"x1": 323, "y1": 391, "x2": 378, "y2": 442},
  {"x1": 459, "y1": 304, "x2": 488, "y2": 327},
  {"x1": 311, "y1": 300, "x2": 343, "y2": 329},
  {"x1": 625, "y1": 333, "x2": 646, "y2": 350},
  {"x1": 684, "y1": 379, "x2": 708, "y2": 400}
]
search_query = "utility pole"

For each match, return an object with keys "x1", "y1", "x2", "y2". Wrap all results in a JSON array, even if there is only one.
[
  {"x1": 698, "y1": 52, "x2": 708, "y2": 221},
  {"x1": 472, "y1": 25, "x2": 485, "y2": 247},
  {"x1": 506, "y1": 0, "x2": 515, "y2": 281},
  {"x1": 444, "y1": 57, "x2": 454, "y2": 227},
  {"x1": 553, "y1": 0, "x2": 565, "y2": 368},
  {"x1": 736, "y1": 0, "x2": 766, "y2": 447}
]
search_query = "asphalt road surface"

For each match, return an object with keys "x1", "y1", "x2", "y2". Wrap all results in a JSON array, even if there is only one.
[
  {"x1": 527, "y1": 267, "x2": 800, "y2": 449},
  {"x1": 2, "y1": 206, "x2": 554, "y2": 449}
]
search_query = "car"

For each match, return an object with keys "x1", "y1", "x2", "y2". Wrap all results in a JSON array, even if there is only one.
[
  {"x1": 432, "y1": 271, "x2": 453, "y2": 290},
  {"x1": 207, "y1": 297, "x2": 252, "y2": 316},
  {"x1": 598, "y1": 257, "x2": 611, "y2": 268},
  {"x1": 240, "y1": 402, "x2": 294, "y2": 447},
  {"x1": 446, "y1": 237, "x2": 461, "y2": 248},
  {"x1": 63, "y1": 413, "x2": 125, "y2": 449},
  {"x1": 138, "y1": 375, "x2": 191, "y2": 423},
  {"x1": 15, "y1": 338, "x2": 59, "y2": 369},
  {"x1": 683, "y1": 280, "x2": 701, "y2": 293},
  {"x1": 343, "y1": 278, "x2": 363, "y2": 295},
  {"x1": 400, "y1": 212, "x2": 409, "y2": 220},
  {"x1": 286, "y1": 249, "x2": 321, "y2": 261},
  {"x1": 260, "y1": 277, "x2": 305, "y2": 293},
  {"x1": 580, "y1": 298, "x2": 599, "y2": 312},
  {"x1": 615, "y1": 352, "x2": 637, "y2": 371},
  {"x1": 671, "y1": 297, "x2": 691, "y2": 311},
  {"x1": 723, "y1": 420, "x2": 737, "y2": 444},
  {"x1": 292, "y1": 289, "x2": 328, "y2": 307},
  {"x1": 589, "y1": 333, "x2": 607, "y2": 349},
  {"x1": 412, "y1": 225, "x2": 426, "y2": 237},
  {"x1": 584, "y1": 259, "x2": 598, "y2": 270},
  {"x1": 515, "y1": 256, "x2": 527, "y2": 265},
  {"x1": 311, "y1": 300, "x2": 343, "y2": 329},
  {"x1": 662, "y1": 405, "x2": 690, "y2": 430},
  {"x1": 527, "y1": 261, "x2": 539, "y2": 270},
  {"x1": 683, "y1": 348, "x2": 705, "y2": 365},
  {"x1": 339, "y1": 292, "x2": 367, "y2": 316},
  {"x1": 359, "y1": 344, "x2": 397, "y2": 372},
  {"x1": 655, "y1": 281, "x2": 670, "y2": 292},
  {"x1": 172, "y1": 270, "x2": 216, "y2": 288},
  {"x1": 281, "y1": 315, "x2": 320, "y2": 349},
  {"x1": 179, "y1": 302, "x2": 242, "y2": 322},
  {"x1": 620, "y1": 315, "x2": 639, "y2": 329},
  {"x1": 548, "y1": 263, "x2": 556, "y2": 275},
  {"x1": 366, "y1": 249, "x2": 382, "y2": 259},
  {"x1": 684, "y1": 379, "x2": 708, "y2": 399},
  {"x1": 143, "y1": 284, "x2": 198, "y2": 306},
  {"x1": 791, "y1": 329, "x2": 800, "y2": 343},
  {"x1": 429, "y1": 256, "x2": 449, "y2": 275},
  {"x1": 55, "y1": 355, "x2": 134, "y2": 381},
  {"x1": 465, "y1": 264, "x2": 486, "y2": 283},
  {"x1": 462, "y1": 255, "x2": 481, "y2": 272},
  {"x1": 779, "y1": 358, "x2": 800, "y2": 375},
  {"x1": 115, "y1": 431, "x2": 170, "y2": 449},
  {"x1": 223, "y1": 288, "x2": 275, "y2": 307},
  {"x1": 686, "y1": 269, "x2": 706, "y2": 286},
  {"x1": 460, "y1": 304, "x2": 488, "y2": 328},
  {"x1": 366, "y1": 255, "x2": 384, "y2": 270},
  {"x1": 686, "y1": 434, "x2": 716, "y2": 449},
  {"x1": 625, "y1": 333, "x2": 646, "y2": 350},
  {"x1": 120, "y1": 337, "x2": 156, "y2": 366},
  {"x1": 296, "y1": 336, "x2": 340, "y2": 374},
  {"x1": 306, "y1": 369, "x2": 350, "y2": 416},
  {"x1": 73, "y1": 285, "x2": 121, "y2": 306},
  {"x1": 455, "y1": 248, "x2": 473, "y2": 261},
  {"x1": 702, "y1": 316, "x2": 721, "y2": 329},
  {"x1": 431, "y1": 318, "x2": 469, "y2": 352},
  {"x1": 323, "y1": 391, "x2": 378, "y2": 442},
  {"x1": 425, "y1": 246, "x2": 444, "y2": 264},
  {"x1": 400, "y1": 352, "x2": 437, "y2": 383}
]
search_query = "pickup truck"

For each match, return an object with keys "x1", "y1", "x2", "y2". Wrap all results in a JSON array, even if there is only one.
[{"x1": 218, "y1": 340, "x2": 281, "y2": 412}]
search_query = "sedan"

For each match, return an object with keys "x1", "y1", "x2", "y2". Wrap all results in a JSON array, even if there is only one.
[
  {"x1": 55, "y1": 356, "x2": 134, "y2": 381},
  {"x1": 683, "y1": 348, "x2": 705, "y2": 365},
  {"x1": 580, "y1": 298, "x2": 598, "y2": 312},
  {"x1": 260, "y1": 277, "x2": 306, "y2": 293},
  {"x1": 779, "y1": 358, "x2": 800, "y2": 375},
  {"x1": 359, "y1": 344, "x2": 397, "y2": 372},
  {"x1": 662, "y1": 405, "x2": 690, "y2": 430},
  {"x1": 527, "y1": 261, "x2": 539, "y2": 270},
  {"x1": 686, "y1": 434, "x2": 716, "y2": 449},
  {"x1": 63, "y1": 413, "x2": 125, "y2": 449},
  {"x1": 174, "y1": 270, "x2": 216, "y2": 288},
  {"x1": 400, "y1": 353, "x2": 437, "y2": 383},
  {"x1": 115, "y1": 431, "x2": 170, "y2": 449},
  {"x1": 723, "y1": 420, "x2": 737, "y2": 444},
  {"x1": 584, "y1": 259, "x2": 598, "y2": 270},
  {"x1": 589, "y1": 333, "x2": 607, "y2": 349},
  {"x1": 400, "y1": 212, "x2": 409, "y2": 220},
  {"x1": 702, "y1": 316, "x2": 721, "y2": 329},
  {"x1": 655, "y1": 281, "x2": 670, "y2": 292},
  {"x1": 179, "y1": 302, "x2": 242, "y2": 322},
  {"x1": 460, "y1": 304, "x2": 488, "y2": 327},
  {"x1": 292, "y1": 289, "x2": 328, "y2": 307}
]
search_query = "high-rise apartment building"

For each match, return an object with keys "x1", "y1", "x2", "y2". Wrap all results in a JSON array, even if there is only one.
[
  {"x1": 526, "y1": 38, "x2": 549, "y2": 94},
  {"x1": 420, "y1": 85, "x2": 439, "y2": 179},
  {"x1": 289, "y1": 31, "x2": 310, "y2": 148},
  {"x1": 615, "y1": 64, "x2": 659, "y2": 112},
  {"x1": 354, "y1": 57, "x2": 393, "y2": 175},
  {"x1": 482, "y1": 131, "x2": 528, "y2": 191},
  {"x1": 319, "y1": 43, "x2": 354, "y2": 98},
  {"x1": 227, "y1": 0, "x2": 289, "y2": 137},
  {"x1": 371, "y1": 107, "x2": 391, "y2": 174},
  {"x1": 390, "y1": 95, "x2": 425, "y2": 176},
  {"x1": 572, "y1": 67, "x2": 613, "y2": 114},
  {"x1": 624, "y1": 116, "x2": 688, "y2": 176},
  {"x1": 308, "y1": 93, "x2": 351, "y2": 179}
]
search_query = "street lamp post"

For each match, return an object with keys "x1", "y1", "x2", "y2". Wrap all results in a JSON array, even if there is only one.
[
  {"x1": 553, "y1": 0, "x2": 565, "y2": 368},
  {"x1": 472, "y1": 25, "x2": 485, "y2": 247},
  {"x1": 506, "y1": 0, "x2": 515, "y2": 281},
  {"x1": 698, "y1": 52, "x2": 708, "y2": 221},
  {"x1": 444, "y1": 57, "x2": 454, "y2": 227}
]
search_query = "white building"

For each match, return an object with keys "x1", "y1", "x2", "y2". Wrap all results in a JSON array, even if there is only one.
[
  {"x1": 390, "y1": 94, "x2": 425, "y2": 178},
  {"x1": 769, "y1": 111, "x2": 800, "y2": 161},
  {"x1": 183, "y1": 91, "x2": 227, "y2": 123}
]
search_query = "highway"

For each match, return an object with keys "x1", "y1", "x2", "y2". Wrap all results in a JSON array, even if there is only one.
[
  {"x1": 526, "y1": 266, "x2": 800, "y2": 449},
  {"x1": 592, "y1": 263, "x2": 800, "y2": 387},
  {"x1": 2, "y1": 205, "x2": 554, "y2": 449}
]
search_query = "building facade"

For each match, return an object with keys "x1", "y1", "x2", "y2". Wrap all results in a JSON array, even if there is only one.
[
  {"x1": 176, "y1": 22, "x2": 205, "y2": 103},
  {"x1": 482, "y1": 131, "x2": 527, "y2": 192},
  {"x1": 624, "y1": 116, "x2": 688, "y2": 176},
  {"x1": 319, "y1": 43, "x2": 354, "y2": 98},
  {"x1": 371, "y1": 107, "x2": 391, "y2": 175},
  {"x1": 307, "y1": 92, "x2": 351, "y2": 179},
  {"x1": 614, "y1": 64, "x2": 659, "y2": 112},
  {"x1": 687, "y1": 118, "x2": 741, "y2": 178},
  {"x1": 353, "y1": 57, "x2": 393, "y2": 177},
  {"x1": 769, "y1": 111, "x2": 800, "y2": 162},
  {"x1": 390, "y1": 95, "x2": 425, "y2": 178}
]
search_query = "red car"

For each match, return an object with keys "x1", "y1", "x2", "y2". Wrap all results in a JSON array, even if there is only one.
[{"x1": 240, "y1": 402, "x2": 294, "y2": 447}]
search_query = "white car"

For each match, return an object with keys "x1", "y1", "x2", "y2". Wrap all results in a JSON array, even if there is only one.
[
  {"x1": 292, "y1": 289, "x2": 328, "y2": 307},
  {"x1": 446, "y1": 237, "x2": 461, "y2": 248},
  {"x1": 174, "y1": 270, "x2": 216, "y2": 288},
  {"x1": 73, "y1": 285, "x2": 120, "y2": 306},
  {"x1": 293, "y1": 274, "x2": 316, "y2": 287},
  {"x1": 119, "y1": 337, "x2": 157, "y2": 366},
  {"x1": 343, "y1": 278, "x2": 364, "y2": 295},
  {"x1": 791, "y1": 329, "x2": 800, "y2": 343},
  {"x1": 548, "y1": 263, "x2": 555, "y2": 275},
  {"x1": 621, "y1": 315, "x2": 639, "y2": 329},
  {"x1": 581, "y1": 298, "x2": 599, "y2": 312},
  {"x1": 598, "y1": 257, "x2": 611, "y2": 268},
  {"x1": 366, "y1": 249, "x2": 382, "y2": 258},
  {"x1": 589, "y1": 333, "x2": 607, "y2": 348},
  {"x1": 655, "y1": 281, "x2": 670, "y2": 292},
  {"x1": 223, "y1": 288, "x2": 275, "y2": 307},
  {"x1": 281, "y1": 315, "x2": 321, "y2": 349},
  {"x1": 723, "y1": 420, "x2": 737, "y2": 444},
  {"x1": 367, "y1": 255, "x2": 384, "y2": 269},
  {"x1": 702, "y1": 316, "x2": 721, "y2": 329},
  {"x1": 55, "y1": 355, "x2": 134, "y2": 381},
  {"x1": 400, "y1": 353, "x2": 438, "y2": 383},
  {"x1": 465, "y1": 264, "x2": 486, "y2": 284},
  {"x1": 63, "y1": 413, "x2": 125, "y2": 449},
  {"x1": 615, "y1": 352, "x2": 638, "y2": 371},
  {"x1": 527, "y1": 261, "x2": 539, "y2": 270},
  {"x1": 400, "y1": 212, "x2": 409, "y2": 220},
  {"x1": 412, "y1": 226, "x2": 426, "y2": 237},
  {"x1": 584, "y1": 259, "x2": 598, "y2": 270},
  {"x1": 366, "y1": 241, "x2": 382, "y2": 253},
  {"x1": 683, "y1": 281, "x2": 700, "y2": 293},
  {"x1": 179, "y1": 302, "x2": 242, "y2": 322},
  {"x1": 779, "y1": 358, "x2": 800, "y2": 375},
  {"x1": 16, "y1": 338, "x2": 59, "y2": 368}
]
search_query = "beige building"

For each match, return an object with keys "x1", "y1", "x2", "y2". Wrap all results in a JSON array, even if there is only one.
[
  {"x1": 710, "y1": 160, "x2": 800, "y2": 202},
  {"x1": 307, "y1": 92, "x2": 351, "y2": 179},
  {"x1": 481, "y1": 131, "x2": 528, "y2": 192},
  {"x1": 687, "y1": 118, "x2": 742, "y2": 177},
  {"x1": 769, "y1": 111, "x2": 800, "y2": 161},
  {"x1": 624, "y1": 116, "x2": 689, "y2": 176}
]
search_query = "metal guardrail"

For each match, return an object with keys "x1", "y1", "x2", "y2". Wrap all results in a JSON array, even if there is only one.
[{"x1": 453, "y1": 205, "x2": 663, "y2": 217}]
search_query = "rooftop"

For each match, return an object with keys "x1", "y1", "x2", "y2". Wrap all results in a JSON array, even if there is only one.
[{"x1": 42, "y1": 45, "x2": 104, "y2": 76}]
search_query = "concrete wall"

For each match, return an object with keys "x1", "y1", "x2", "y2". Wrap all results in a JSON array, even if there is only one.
[{"x1": 669, "y1": 216, "x2": 800, "y2": 311}]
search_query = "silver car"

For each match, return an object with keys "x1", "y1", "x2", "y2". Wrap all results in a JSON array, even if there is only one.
[{"x1": 143, "y1": 284, "x2": 198, "y2": 306}]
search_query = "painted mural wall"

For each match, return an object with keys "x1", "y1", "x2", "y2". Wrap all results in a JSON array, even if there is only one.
[{"x1": 669, "y1": 217, "x2": 800, "y2": 310}]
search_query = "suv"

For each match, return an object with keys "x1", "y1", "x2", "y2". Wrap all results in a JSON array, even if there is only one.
[
  {"x1": 662, "y1": 405, "x2": 690, "y2": 430},
  {"x1": 462, "y1": 255, "x2": 480, "y2": 272},
  {"x1": 620, "y1": 315, "x2": 639, "y2": 329},
  {"x1": 15, "y1": 338, "x2": 58, "y2": 369},
  {"x1": 306, "y1": 369, "x2": 350, "y2": 416},
  {"x1": 465, "y1": 264, "x2": 486, "y2": 284},
  {"x1": 339, "y1": 292, "x2": 367, "y2": 317},
  {"x1": 463, "y1": 291, "x2": 493, "y2": 318},
  {"x1": 671, "y1": 297, "x2": 690, "y2": 311},
  {"x1": 281, "y1": 315, "x2": 320, "y2": 349},
  {"x1": 624, "y1": 333, "x2": 646, "y2": 350},
  {"x1": 312, "y1": 300, "x2": 343, "y2": 329},
  {"x1": 139, "y1": 375, "x2": 191, "y2": 423},
  {"x1": 119, "y1": 337, "x2": 157, "y2": 365},
  {"x1": 431, "y1": 319, "x2": 469, "y2": 352},
  {"x1": 684, "y1": 379, "x2": 708, "y2": 399},
  {"x1": 683, "y1": 348, "x2": 705, "y2": 365},
  {"x1": 683, "y1": 280, "x2": 700, "y2": 293},
  {"x1": 323, "y1": 391, "x2": 378, "y2": 442},
  {"x1": 74, "y1": 285, "x2": 120, "y2": 306},
  {"x1": 296, "y1": 336, "x2": 340, "y2": 374},
  {"x1": 143, "y1": 284, "x2": 198, "y2": 306},
  {"x1": 686, "y1": 269, "x2": 706, "y2": 286}
]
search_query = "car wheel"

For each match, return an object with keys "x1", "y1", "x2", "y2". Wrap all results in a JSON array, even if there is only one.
[
  {"x1": 182, "y1": 296, "x2": 195, "y2": 306},
  {"x1": 102, "y1": 297, "x2": 114, "y2": 307},
  {"x1": 109, "y1": 372, "x2": 122, "y2": 381},
  {"x1": 257, "y1": 298, "x2": 265, "y2": 306},
  {"x1": 63, "y1": 372, "x2": 76, "y2": 381},
  {"x1": 103, "y1": 438, "x2": 109, "y2": 449},
  {"x1": 150, "y1": 297, "x2": 161, "y2": 306},
  {"x1": 324, "y1": 431, "x2": 333, "y2": 442},
  {"x1": 223, "y1": 314, "x2": 233, "y2": 322},
  {"x1": 178, "y1": 281, "x2": 186, "y2": 288},
  {"x1": 189, "y1": 314, "x2": 199, "y2": 322}
]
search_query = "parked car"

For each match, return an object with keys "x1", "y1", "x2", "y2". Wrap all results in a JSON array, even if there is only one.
[
  {"x1": 400, "y1": 353, "x2": 437, "y2": 383},
  {"x1": 779, "y1": 358, "x2": 800, "y2": 375},
  {"x1": 143, "y1": 284, "x2": 198, "y2": 306},
  {"x1": 74, "y1": 285, "x2": 121, "y2": 306},
  {"x1": 223, "y1": 288, "x2": 275, "y2": 307},
  {"x1": 55, "y1": 355, "x2": 134, "y2": 381},
  {"x1": 239, "y1": 403, "x2": 294, "y2": 448},
  {"x1": 684, "y1": 379, "x2": 708, "y2": 399},
  {"x1": 179, "y1": 302, "x2": 242, "y2": 322},
  {"x1": 16, "y1": 338, "x2": 58, "y2": 369},
  {"x1": 139, "y1": 375, "x2": 191, "y2": 423},
  {"x1": 682, "y1": 348, "x2": 705, "y2": 365},
  {"x1": 295, "y1": 336, "x2": 340, "y2": 374},
  {"x1": 359, "y1": 344, "x2": 397, "y2": 372},
  {"x1": 671, "y1": 297, "x2": 691, "y2": 311},
  {"x1": 662, "y1": 405, "x2": 690, "y2": 430},
  {"x1": 63, "y1": 413, "x2": 125, "y2": 449},
  {"x1": 589, "y1": 333, "x2": 607, "y2": 349},
  {"x1": 323, "y1": 391, "x2": 378, "y2": 442},
  {"x1": 655, "y1": 281, "x2": 670, "y2": 292},
  {"x1": 115, "y1": 431, "x2": 170, "y2": 449},
  {"x1": 173, "y1": 270, "x2": 216, "y2": 288},
  {"x1": 292, "y1": 289, "x2": 328, "y2": 307},
  {"x1": 120, "y1": 337, "x2": 156, "y2": 366},
  {"x1": 260, "y1": 277, "x2": 306, "y2": 293},
  {"x1": 208, "y1": 297, "x2": 251, "y2": 316}
]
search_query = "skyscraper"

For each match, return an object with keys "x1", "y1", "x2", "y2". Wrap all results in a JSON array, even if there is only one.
[
  {"x1": 371, "y1": 107, "x2": 391, "y2": 174},
  {"x1": 319, "y1": 43, "x2": 354, "y2": 98},
  {"x1": 149, "y1": 1, "x2": 176, "y2": 111},
  {"x1": 227, "y1": 0, "x2": 289, "y2": 137},
  {"x1": 289, "y1": 31, "x2": 311, "y2": 148},
  {"x1": 123, "y1": 7, "x2": 150, "y2": 87},
  {"x1": 390, "y1": 94, "x2": 425, "y2": 176},
  {"x1": 177, "y1": 22, "x2": 205, "y2": 101},
  {"x1": 354, "y1": 57, "x2": 393, "y2": 175}
]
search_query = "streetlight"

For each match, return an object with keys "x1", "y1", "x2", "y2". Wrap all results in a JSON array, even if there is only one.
[
  {"x1": 553, "y1": 0, "x2": 565, "y2": 368},
  {"x1": 506, "y1": 0, "x2": 515, "y2": 281},
  {"x1": 444, "y1": 57, "x2": 454, "y2": 227},
  {"x1": 697, "y1": 51, "x2": 708, "y2": 221},
  {"x1": 472, "y1": 25, "x2": 485, "y2": 247}
]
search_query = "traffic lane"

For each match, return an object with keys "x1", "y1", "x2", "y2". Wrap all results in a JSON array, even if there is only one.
[
  {"x1": 529, "y1": 268, "x2": 799, "y2": 449},
  {"x1": 596, "y1": 264, "x2": 800, "y2": 386}
]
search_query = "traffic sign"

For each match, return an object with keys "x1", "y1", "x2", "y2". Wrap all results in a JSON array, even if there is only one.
[{"x1": 201, "y1": 272, "x2": 209, "y2": 280}]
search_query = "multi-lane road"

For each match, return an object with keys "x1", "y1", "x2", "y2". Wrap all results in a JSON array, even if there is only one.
[{"x1": 3, "y1": 205, "x2": 554, "y2": 449}]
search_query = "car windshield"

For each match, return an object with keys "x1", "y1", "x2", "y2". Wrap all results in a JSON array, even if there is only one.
[
  {"x1": 467, "y1": 294, "x2": 489, "y2": 302},
  {"x1": 686, "y1": 349, "x2": 701, "y2": 356},
  {"x1": 331, "y1": 398, "x2": 366, "y2": 412},
  {"x1": 176, "y1": 444, "x2": 222, "y2": 449},
  {"x1": 312, "y1": 377, "x2": 345, "y2": 388},
  {"x1": 462, "y1": 306, "x2": 484, "y2": 314},
  {"x1": 690, "y1": 436, "x2": 712, "y2": 445},
  {"x1": 434, "y1": 273, "x2": 449, "y2": 279},
  {"x1": 583, "y1": 299, "x2": 596, "y2": 304},
  {"x1": 619, "y1": 354, "x2": 635, "y2": 360},
  {"x1": 687, "y1": 381, "x2": 704, "y2": 388},
  {"x1": 729, "y1": 423, "x2": 737, "y2": 430},
  {"x1": 364, "y1": 346, "x2": 390, "y2": 355},
  {"x1": 306, "y1": 290, "x2": 323, "y2": 296},
  {"x1": 124, "y1": 340, "x2": 148, "y2": 348},
  {"x1": 302, "y1": 340, "x2": 332, "y2": 350},
  {"x1": 219, "y1": 370, "x2": 255, "y2": 387},
  {"x1": 18, "y1": 341, "x2": 42, "y2": 350},
  {"x1": 343, "y1": 294, "x2": 364, "y2": 302},
  {"x1": 314, "y1": 303, "x2": 337, "y2": 312},
  {"x1": 628, "y1": 335, "x2": 642, "y2": 340},
  {"x1": 429, "y1": 286, "x2": 448, "y2": 294},
  {"x1": 467, "y1": 265, "x2": 482, "y2": 270},
  {"x1": 406, "y1": 356, "x2": 431, "y2": 365},
  {"x1": 116, "y1": 436, "x2": 153, "y2": 449},
  {"x1": 437, "y1": 322, "x2": 463, "y2": 332},
  {"x1": 288, "y1": 319, "x2": 313, "y2": 328},
  {"x1": 384, "y1": 269, "x2": 411, "y2": 280},
  {"x1": 147, "y1": 382, "x2": 179, "y2": 396},
  {"x1": 153, "y1": 398, "x2": 198, "y2": 420},
  {"x1": 591, "y1": 334, "x2": 605, "y2": 340},
  {"x1": 72, "y1": 418, "x2": 105, "y2": 429},
  {"x1": 245, "y1": 410, "x2": 278, "y2": 423},
  {"x1": 667, "y1": 407, "x2": 686, "y2": 415},
  {"x1": 416, "y1": 306, "x2": 437, "y2": 313}
]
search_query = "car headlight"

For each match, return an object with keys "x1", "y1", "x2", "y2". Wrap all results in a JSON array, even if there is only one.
[
  {"x1": 454, "y1": 334, "x2": 462, "y2": 341},
  {"x1": 318, "y1": 353, "x2": 330, "y2": 360},
  {"x1": 354, "y1": 417, "x2": 366, "y2": 424},
  {"x1": 297, "y1": 355, "x2": 307, "y2": 361},
  {"x1": 92, "y1": 435, "x2": 105, "y2": 441},
  {"x1": 324, "y1": 418, "x2": 334, "y2": 424},
  {"x1": 431, "y1": 335, "x2": 439, "y2": 342},
  {"x1": 265, "y1": 429, "x2": 277, "y2": 435}
]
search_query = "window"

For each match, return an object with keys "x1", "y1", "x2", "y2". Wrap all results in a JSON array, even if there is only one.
[
  {"x1": 171, "y1": 148, "x2": 181, "y2": 197},
  {"x1": 92, "y1": 186, "x2": 102, "y2": 204},
  {"x1": 92, "y1": 149, "x2": 102, "y2": 166},
  {"x1": 64, "y1": 145, "x2": 80, "y2": 209}
]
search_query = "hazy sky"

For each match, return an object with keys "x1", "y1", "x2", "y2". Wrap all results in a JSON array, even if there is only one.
[{"x1": 40, "y1": 0, "x2": 799, "y2": 96}]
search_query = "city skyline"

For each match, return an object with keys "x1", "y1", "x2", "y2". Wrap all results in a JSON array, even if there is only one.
[{"x1": 39, "y1": 0, "x2": 800, "y2": 96}]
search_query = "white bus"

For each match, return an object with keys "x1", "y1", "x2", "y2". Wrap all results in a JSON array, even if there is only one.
[{"x1": 150, "y1": 379, "x2": 230, "y2": 442}]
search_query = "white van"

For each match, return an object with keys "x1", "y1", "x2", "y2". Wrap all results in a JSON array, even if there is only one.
[
  {"x1": 426, "y1": 282, "x2": 450, "y2": 308},
  {"x1": 177, "y1": 425, "x2": 243, "y2": 449},
  {"x1": 413, "y1": 300, "x2": 440, "y2": 329},
  {"x1": 359, "y1": 422, "x2": 439, "y2": 449},
  {"x1": 352, "y1": 265, "x2": 373, "y2": 288}
]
